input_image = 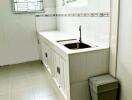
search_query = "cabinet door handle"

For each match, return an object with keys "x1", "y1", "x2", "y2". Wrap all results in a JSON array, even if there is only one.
[
  {"x1": 57, "y1": 67, "x2": 60, "y2": 74},
  {"x1": 45, "y1": 52, "x2": 48, "y2": 58}
]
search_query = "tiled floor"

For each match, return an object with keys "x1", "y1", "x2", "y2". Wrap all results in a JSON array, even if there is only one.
[{"x1": 0, "y1": 61, "x2": 59, "y2": 100}]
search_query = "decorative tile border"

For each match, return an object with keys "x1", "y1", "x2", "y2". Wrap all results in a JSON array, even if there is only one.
[
  {"x1": 36, "y1": 12, "x2": 110, "y2": 17},
  {"x1": 57, "y1": 12, "x2": 110, "y2": 17},
  {"x1": 36, "y1": 14, "x2": 56, "y2": 17}
]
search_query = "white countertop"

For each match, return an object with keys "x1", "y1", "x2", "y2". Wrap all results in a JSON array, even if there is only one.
[{"x1": 39, "y1": 31, "x2": 109, "y2": 54}]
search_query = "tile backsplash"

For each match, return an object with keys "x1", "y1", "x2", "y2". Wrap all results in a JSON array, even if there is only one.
[
  {"x1": 57, "y1": 17, "x2": 110, "y2": 46},
  {"x1": 35, "y1": 8, "x2": 57, "y2": 32},
  {"x1": 36, "y1": 0, "x2": 110, "y2": 46},
  {"x1": 56, "y1": 0, "x2": 110, "y2": 46},
  {"x1": 36, "y1": 12, "x2": 110, "y2": 17}
]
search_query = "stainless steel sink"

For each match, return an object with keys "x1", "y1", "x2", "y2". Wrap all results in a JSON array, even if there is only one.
[
  {"x1": 64, "y1": 42, "x2": 91, "y2": 49},
  {"x1": 57, "y1": 25, "x2": 93, "y2": 50},
  {"x1": 57, "y1": 39, "x2": 92, "y2": 49}
]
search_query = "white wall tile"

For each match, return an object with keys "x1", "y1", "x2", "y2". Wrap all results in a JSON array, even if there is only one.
[
  {"x1": 56, "y1": 0, "x2": 110, "y2": 46},
  {"x1": 35, "y1": 8, "x2": 57, "y2": 32},
  {"x1": 56, "y1": 0, "x2": 110, "y2": 13},
  {"x1": 57, "y1": 17, "x2": 110, "y2": 46},
  {"x1": 45, "y1": 0, "x2": 56, "y2": 8},
  {"x1": 36, "y1": 16, "x2": 57, "y2": 32}
]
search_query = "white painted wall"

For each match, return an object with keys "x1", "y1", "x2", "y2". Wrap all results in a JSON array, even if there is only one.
[
  {"x1": 117, "y1": 0, "x2": 132, "y2": 99},
  {"x1": 109, "y1": 0, "x2": 119, "y2": 77},
  {"x1": 0, "y1": 0, "x2": 56, "y2": 66},
  {"x1": 56, "y1": 0, "x2": 110, "y2": 46}
]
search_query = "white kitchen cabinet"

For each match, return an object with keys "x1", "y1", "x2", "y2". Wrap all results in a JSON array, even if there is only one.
[
  {"x1": 40, "y1": 38, "x2": 68, "y2": 99},
  {"x1": 53, "y1": 53, "x2": 67, "y2": 96},
  {"x1": 39, "y1": 31, "x2": 109, "y2": 100},
  {"x1": 41, "y1": 41, "x2": 52, "y2": 74},
  {"x1": 60, "y1": 57, "x2": 67, "y2": 95}
]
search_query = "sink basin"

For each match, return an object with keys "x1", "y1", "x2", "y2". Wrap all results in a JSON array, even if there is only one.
[{"x1": 64, "y1": 42, "x2": 91, "y2": 49}]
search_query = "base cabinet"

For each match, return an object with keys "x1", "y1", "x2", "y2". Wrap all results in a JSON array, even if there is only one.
[
  {"x1": 39, "y1": 34, "x2": 109, "y2": 100},
  {"x1": 40, "y1": 38, "x2": 68, "y2": 99}
]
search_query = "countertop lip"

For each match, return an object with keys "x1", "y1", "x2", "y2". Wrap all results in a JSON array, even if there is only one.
[{"x1": 38, "y1": 31, "x2": 109, "y2": 54}]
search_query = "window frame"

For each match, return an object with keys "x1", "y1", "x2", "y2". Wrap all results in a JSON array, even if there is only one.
[{"x1": 11, "y1": 0, "x2": 45, "y2": 14}]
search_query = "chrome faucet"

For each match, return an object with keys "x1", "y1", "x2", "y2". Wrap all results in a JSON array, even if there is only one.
[{"x1": 79, "y1": 25, "x2": 82, "y2": 43}]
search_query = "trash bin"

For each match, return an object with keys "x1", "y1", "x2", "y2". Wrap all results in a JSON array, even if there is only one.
[{"x1": 89, "y1": 74, "x2": 119, "y2": 100}]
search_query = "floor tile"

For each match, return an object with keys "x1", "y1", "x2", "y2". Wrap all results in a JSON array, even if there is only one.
[
  {"x1": 0, "y1": 61, "x2": 60, "y2": 100},
  {"x1": 0, "y1": 94, "x2": 11, "y2": 100},
  {"x1": 36, "y1": 95, "x2": 59, "y2": 100},
  {"x1": 11, "y1": 90, "x2": 35, "y2": 100}
]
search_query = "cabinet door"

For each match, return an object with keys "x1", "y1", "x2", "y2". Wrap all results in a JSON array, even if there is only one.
[
  {"x1": 39, "y1": 38, "x2": 68, "y2": 99},
  {"x1": 60, "y1": 57, "x2": 67, "y2": 96},
  {"x1": 53, "y1": 52, "x2": 67, "y2": 96},
  {"x1": 47, "y1": 48, "x2": 52, "y2": 74},
  {"x1": 54, "y1": 52, "x2": 61, "y2": 85},
  {"x1": 50, "y1": 50, "x2": 56, "y2": 77},
  {"x1": 41, "y1": 42, "x2": 52, "y2": 74},
  {"x1": 41, "y1": 43, "x2": 48, "y2": 66},
  {"x1": 42, "y1": 43, "x2": 48, "y2": 67}
]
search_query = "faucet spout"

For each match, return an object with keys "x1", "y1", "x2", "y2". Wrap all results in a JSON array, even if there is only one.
[{"x1": 79, "y1": 25, "x2": 82, "y2": 43}]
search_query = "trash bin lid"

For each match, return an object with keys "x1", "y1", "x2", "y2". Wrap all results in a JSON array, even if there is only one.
[{"x1": 89, "y1": 74, "x2": 119, "y2": 93}]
